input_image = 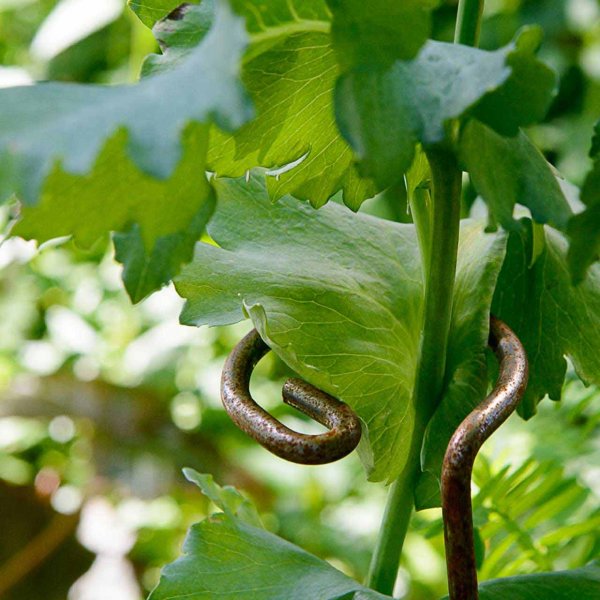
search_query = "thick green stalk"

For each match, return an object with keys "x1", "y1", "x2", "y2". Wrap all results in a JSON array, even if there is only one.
[
  {"x1": 454, "y1": 0, "x2": 485, "y2": 46},
  {"x1": 367, "y1": 149, "x2": 462, "y2": 595}
]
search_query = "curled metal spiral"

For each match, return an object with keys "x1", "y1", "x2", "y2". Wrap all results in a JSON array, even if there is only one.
[
  {"x1": 221, "y1": 316, "x2": 528, "y2": 599},
  {"x1": 442, "y1": 315, "x2": 528, "y2": 600},
  {"x1": 221, "y1": 328, "x2": 362, "y2": 464}
]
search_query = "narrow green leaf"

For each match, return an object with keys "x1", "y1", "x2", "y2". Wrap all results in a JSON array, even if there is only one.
[
  {"x1": 539, "y1": 514, "x2": 600, "y2": 547},
  {"x1": 459, "y1": 120, "x2": 572, "y2": 231},
  {"x1": 176, "y1": 174, "x2": 505, "y2": 483},
  {"x1": 492, "y1": 219, "x2": 600, "y2": 417}
]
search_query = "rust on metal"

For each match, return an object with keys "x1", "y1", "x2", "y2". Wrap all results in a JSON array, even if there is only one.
[
  {"x1": 221, "y1": 328, "x2": 362, "y2": 464},
  {"x1": 442, "y1": 315, "x2": 529, "y2": 600}
]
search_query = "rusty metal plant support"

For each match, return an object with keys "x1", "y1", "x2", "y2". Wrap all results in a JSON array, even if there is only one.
[
  {"x1": 442, "y1": 315, "x2": 528, "y2": 600},
  {"x1": 221, "y1": 317, "x2": 527, "y2": 599},
  {"x1": 221, "y1": 328, "x2": 362, "y2": 464}
]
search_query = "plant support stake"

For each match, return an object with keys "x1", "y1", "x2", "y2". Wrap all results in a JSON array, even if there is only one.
[
  {"x1": 442, "y1": 316, "x2": 528, "y2": 600},
  {"x1": 221, "y1": 328, "x2": 362, "y2": 464}
]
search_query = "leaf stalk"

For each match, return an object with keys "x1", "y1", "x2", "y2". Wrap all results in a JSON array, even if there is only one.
[
  {"x1": 367, "y1": 148, "x2": 462, "y2": 596},
  {"x1": 454, "y1": 0, "x2": 485, "y2": 47}
]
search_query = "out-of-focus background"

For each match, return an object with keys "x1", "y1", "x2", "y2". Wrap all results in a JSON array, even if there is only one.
[{"x1": 0, "y1": 1, "x2": 599, "y2": 598}]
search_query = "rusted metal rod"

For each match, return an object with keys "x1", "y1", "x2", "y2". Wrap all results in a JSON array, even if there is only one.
[
  {"x1": 221, "y1": 328, "x2": 362, "y2": 464},
  {"x1": 442, "y1": 315, "x2": 528, "y2": 600}
]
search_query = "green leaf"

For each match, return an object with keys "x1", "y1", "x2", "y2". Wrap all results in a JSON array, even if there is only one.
[
  {"x1": 182, "y1": 468, "x2": 262, "y2": 527},
  {"x1": 149, "y1": 510, "x2": 389, "y2": 600},
  {"x1": 327, "y1": 0, "x2": 433, "y2": 69},
  {"x1": 151, "y1": 471, "x2": 387, "y2": 599},
  {"x1": 112, "y1": 178, "x2": 216, "y2": 302},
  {"x1": 336, "y1": 29, "x2": 556, "y2": 188},
  {"x1": 128, "y1": 0, "x2": 200, "y2": 28},
  {"x1": 492, "y1": 219, "x2": 600, "y2": 417},
  {"x1": 13, "y1": 126, "x2": 213, "y2": 303},
  {"x1": 474, "y1": 563, "x2": 600, "y2": 599},
  {"x1": 459, "y1": 120, "x2": 572, "y2": 231},
  {"x1": 469, "y1": 27, "x2": 557, "y2": 136},
  {"x1": 175, "y1": 174, "x2": 505, "y2": 483},
  {"x1": 568, "y1": 120, "x2": 600, "y2": 283},
  {"x1": 207, "y1": 1, "x2": 376, "y2": 209},
  {"x1": 1, "y1": 1, "x2": 251, "y2": 301}
]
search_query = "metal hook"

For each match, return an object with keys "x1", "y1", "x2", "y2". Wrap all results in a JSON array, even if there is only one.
[
  {"x1": 221, "y1": 328, "x2": 362, "y2": 464},
  {"x1": 221, "y1": 318, "x2": 527, "y2": 598},
  {"x1": 442, "y1": 315, "x2": 528, "y2": 600}
]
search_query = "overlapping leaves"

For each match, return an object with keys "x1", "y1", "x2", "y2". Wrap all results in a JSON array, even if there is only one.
[
  {"x1": 335, "y1": 27, "x2": 556, "y2": 189},
  {"x1": 0, "y1": 1, "x2": 251, "y2": 302},
  {"x1": 206, "y1": 0, "x2": 377, "y2": 208},
  {"x1": 150, "y1": 469, "x2": 389, "y2": 600},
  {"x1": 176, "y1": 174, "x2": 506, "y2": 483},
  {"x1": 150, "y1": 469, "x2": 600, "y2": 600}
]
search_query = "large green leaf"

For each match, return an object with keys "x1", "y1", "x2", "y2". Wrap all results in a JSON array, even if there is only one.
[
  {"x1": 336, "y1": 28, "x2": 556, "y2": 189},
  {"x1": 492, "y1": 219, "x2": 600, "y2": 417},
  {"x1": 1, "y1": 1, "x2": 251, "y2": 302},
  {"x1": 0, "y1": 1, "x2": 249, "y2": 202},
  {"x1": 150, "y1": 468, "x2": 387, "y2": 600},
  {"x1": 459, "y1": 120, "x2": 572, "y2": 232},
  {"x1": 568, "y1": 120, "x2": 600, "y2": 282},
  {"x1": 175, "y1": 174, "x2": 505, "y2": 483}
]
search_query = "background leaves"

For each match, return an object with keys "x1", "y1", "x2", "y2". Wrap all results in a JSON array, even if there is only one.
[{"x1": 0, "y1": 1, "x2": 250, "y2": 302}]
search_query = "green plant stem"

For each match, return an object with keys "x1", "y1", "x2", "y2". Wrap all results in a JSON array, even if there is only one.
[
  {"x1": 454, "y1": 0, "x2": 485, "y2": 46},
  {"x1": 367, "y1": 149, "x2": 462, "y2": 596}
]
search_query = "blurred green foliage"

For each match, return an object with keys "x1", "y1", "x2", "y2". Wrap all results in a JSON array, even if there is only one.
[{"x1": 0, "y1": 1, "x2": 598, "y2": 599}]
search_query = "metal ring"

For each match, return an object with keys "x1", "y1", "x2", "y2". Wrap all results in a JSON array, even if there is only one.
[
  {"x1": 221, "y1": 329, "x2": 362, "y2": 464},
  {"x1": 442, "y1": 315, "x2": 529, "y2": 600}
]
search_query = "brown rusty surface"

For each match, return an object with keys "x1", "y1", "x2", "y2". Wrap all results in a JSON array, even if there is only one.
[
  {"x1": 442, "y1": 315, "x2": 529, "y2": 600},
  {"x1": 221, "y1": 329, "x2": 362, "y2": 464}
]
